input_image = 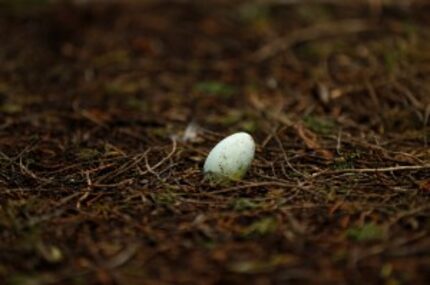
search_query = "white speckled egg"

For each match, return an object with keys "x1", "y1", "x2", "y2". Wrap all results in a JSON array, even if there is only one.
[{"x1": 204, "y1": 132, "x2": 255, "y2": 182}]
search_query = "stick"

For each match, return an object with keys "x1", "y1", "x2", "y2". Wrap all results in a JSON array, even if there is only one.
[{"x1": 312, "y1": 164, "x2": 430, "y2": 177}]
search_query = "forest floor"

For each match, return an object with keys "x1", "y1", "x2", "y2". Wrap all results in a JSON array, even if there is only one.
[{"x1": 0, "y1": 1, "x2": 430, "y2": 284}]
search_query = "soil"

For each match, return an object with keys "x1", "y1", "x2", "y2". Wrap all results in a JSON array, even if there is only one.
[{"x1": 0, "y1": 1, "x2": 429, "y2": 284}]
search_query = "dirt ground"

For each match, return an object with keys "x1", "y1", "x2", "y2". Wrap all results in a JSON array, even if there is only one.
[{"x1": 0, "y1": 0, "x2": 429, "y2": 284}]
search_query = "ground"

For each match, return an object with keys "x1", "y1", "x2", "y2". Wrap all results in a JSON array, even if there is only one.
[{"x1": 0, "y1": 1, "x2": 429, "y2": 284}]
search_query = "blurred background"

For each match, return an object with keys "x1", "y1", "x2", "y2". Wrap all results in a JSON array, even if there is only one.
[{"x1": 1, "y1": 1, "x2": 429, "y2": 285}]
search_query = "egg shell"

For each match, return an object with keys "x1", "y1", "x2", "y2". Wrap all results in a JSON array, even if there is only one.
[{"x1": 203, "y1": 132, "x2": 255, "y2": 181}]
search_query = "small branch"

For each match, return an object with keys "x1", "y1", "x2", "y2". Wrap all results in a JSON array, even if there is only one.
[
  {"x1": 140, "y1": 137, "x2": 177, "y2": 176},
  {"x1": 312, "y1": 164, "x2": 430, "y2": 177}
]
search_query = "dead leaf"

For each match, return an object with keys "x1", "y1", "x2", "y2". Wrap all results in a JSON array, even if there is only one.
[
  {"x1": 295, "y1": 123, "x2": 334, "y2": 160},
  {"x1": 419, "y1": 180, "x2": 430, "y2": 192}
]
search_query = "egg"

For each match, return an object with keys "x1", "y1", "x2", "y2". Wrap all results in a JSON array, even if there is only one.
[{"x1": 204, "y1": 132, "x2": 255, "y2": 182}]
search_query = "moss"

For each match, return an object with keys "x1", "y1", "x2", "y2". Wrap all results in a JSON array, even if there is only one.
[
  {"x1": 347, "y1": 223, "x2": 386, "y2": 242},
  {"x1": 243, "y1": 217, "x2": 277, "y2": 237},
  {"x1": 194, "y1": 81, "x2": 236, "y2": 98},
  {"x1": 0, "y1": 103, "x2": 22, "y2": 114},
  {"x1": 232, "y1": 198, "x2": 260, "y2": 211},
  {"x1": 303, "y1": 115, "x2": 336, "y2": 135}
]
